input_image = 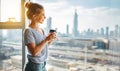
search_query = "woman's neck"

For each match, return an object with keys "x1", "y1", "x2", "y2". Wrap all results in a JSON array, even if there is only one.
[{"x1": 29, "y1": 21, "x2": 39, "y2": 29}]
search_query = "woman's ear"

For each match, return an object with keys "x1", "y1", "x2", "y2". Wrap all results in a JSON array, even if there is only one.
[
  {"x1": 32, "y1": 15, "x2": 36, "y2": 19},
  {"x1": 32, "y1": 14, "x2": 37, "y2": 20}
]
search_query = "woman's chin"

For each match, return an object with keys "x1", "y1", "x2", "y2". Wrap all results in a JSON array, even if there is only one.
[
  {"x1": 39, "y1": 22, "x2": 44, "y2": 24},
  {"x1": 39, "y1": 20, "x2": 42, "y2": 23},
  {"x1": 38, "y1": 21, "x2": 43, "y2": 24}
]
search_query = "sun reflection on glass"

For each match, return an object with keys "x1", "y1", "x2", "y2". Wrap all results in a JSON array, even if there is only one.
[{"x1": 1, "y1": 0, "x2": 21, "y2": 22}]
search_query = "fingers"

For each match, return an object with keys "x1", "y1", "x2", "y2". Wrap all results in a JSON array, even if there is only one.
[
  {"x1": 46, "y1": 33, "x2": 57, "y2": 42},
  {"x1": 50, "y1": 33, "x2": 56, "y2": 39},
  {"x1": 49, "y1": 33, "x2": 56, "y2": 38}
]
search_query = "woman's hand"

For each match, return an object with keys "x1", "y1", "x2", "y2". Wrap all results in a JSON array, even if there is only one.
[{"x1": 45, "y1": 32, "x2": 56, "y2": 43}]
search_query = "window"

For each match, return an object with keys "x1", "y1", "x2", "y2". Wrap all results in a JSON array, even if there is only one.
[
  {"x1": 0, "y1": 0, "x2": 25, "y2": 29},
  {"x1": 0, "y1": 0, "x2": 21, "y2": 22},
  {"x1": 0, "y1": 0, "x2": 25, "y2": 71},
  {"x1": 0, "y1": 29, "x2": 22, "y2": 71},
  {"x1": 33, "y1": 0, "x2": 120, "y2": 71}
]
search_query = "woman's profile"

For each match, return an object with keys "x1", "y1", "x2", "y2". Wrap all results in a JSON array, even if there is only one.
[{"x1": 24, "y1": 2, "x2": 56, "y2": 71}]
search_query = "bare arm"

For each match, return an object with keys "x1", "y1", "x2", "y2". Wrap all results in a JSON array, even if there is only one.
[
  {"x1": 26, "y1": 33, "x2": 56, "y2": 57},
  {"x1": 26, "y1": 39, "x2": 48, "y2": 57}
]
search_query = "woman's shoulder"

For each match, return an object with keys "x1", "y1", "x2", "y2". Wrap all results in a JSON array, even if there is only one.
[{"x1": 24, "y1": 28, "x2": 32, "y2": 33}]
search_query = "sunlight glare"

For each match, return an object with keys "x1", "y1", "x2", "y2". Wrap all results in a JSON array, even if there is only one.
[{"x1": 1, "y1": 0, "x2": 21, "y2": 22}]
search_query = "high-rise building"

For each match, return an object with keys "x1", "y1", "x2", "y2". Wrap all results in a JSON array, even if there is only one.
[
  {"x1": 72, "y1": 9, "x2": 79, "y2": 37},
  {"x1": 66, "y1": 24, "x2": 69, "y2": 36},
  {"x1": 101, "y1": 28, "x2": 104, "y2": 36},
  {"x1": 106, "y1": 26, "x2": 109, "y2": 37},
  {"x1": 46, "y1": 17, "x2": 52, "y2": 34},
  {"x1": 91, "y1": 29, "x2": 94, "y2": 36},
  {"x1": 87, "y1": 28, "x2": 91, "y2": 35},
  {"x1": 115, "y1": 24, "x2": 119, "y2": 37},
  {"x1": 97, "y1": 29, "x2": 100, "y2": 36},
  {"x1": 110, "y1": 31, "x2": 114, "y2": 37},
  {"x1": 47, "y1": 17, "x2": 52, "y2": 30}
]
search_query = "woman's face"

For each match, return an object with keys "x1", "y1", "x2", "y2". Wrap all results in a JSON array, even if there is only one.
[{"x1": 33, "y1": 9, "x2": 46, "y2": 24}]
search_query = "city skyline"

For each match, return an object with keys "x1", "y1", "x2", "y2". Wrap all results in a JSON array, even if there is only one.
[
  {"x1": 45, "y1": 13, "x2": 120, "y2": 37},
  {"x1": 0, "y1": 1, "x2": 120, "y2": 71},
  {"x1": 1, "y1": 0, "x2": 120, "y2": 33},
  {"x1": 35, "y1": 0, "x2": 120, "y2": 33},
  {"x1": 1, "y1": 0, "x2": 120, "y2": 37}
]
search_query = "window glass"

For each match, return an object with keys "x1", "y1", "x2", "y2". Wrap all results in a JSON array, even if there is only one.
[
  {"x1": 0, "y1": 0, "x2": 21, "y2": 22},
  {"x1": 0, "y1": 29, "x2": 22, "y2": 71},
  {"x1": 33, "y1": 0, "x2": 120, "y2": 71}
]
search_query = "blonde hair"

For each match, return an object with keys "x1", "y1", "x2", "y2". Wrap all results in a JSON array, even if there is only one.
[{"x1": 25, "y1": 2, "x2": 44, "y2": 20}]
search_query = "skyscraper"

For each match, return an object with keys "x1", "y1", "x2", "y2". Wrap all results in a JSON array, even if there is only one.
[
  {"x1": 46, "y1": 17, "x2": 52, "y2": 33},
  {"x1": 106, "y1": 26, "x2": 109, "y2": 37},
  {"x1": 101, "y1": 28, "x2": 104, "y2": 36},
  {"x1": 115, "y1": 24, "x2": 119, "y2": 37},
  {"x1": 72, "y1": 9, "x2": 79, "y2": 37},
  {"x1": 87, "y1": 28, "x2": 91, "y2": 35},
  {"x1": 47, "y1": 17, "x2": 52, "y2": 30},
  {"x1": 97, "y1": 29, "x2": 100, "y2": 36},
  {"x1": 66, "y1": 24, "x2": 69, "y2": 36}
]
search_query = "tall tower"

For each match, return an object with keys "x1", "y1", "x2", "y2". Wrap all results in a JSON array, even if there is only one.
[
  {"x1": 115, "y1": 24, "x2": 119, "y2": 37},
  {"x1": 101, "y1": 28, "x2": 104, "y2": 36},
  {"x1": 47, "y1": 17, "x2": 52, "y2": 30},
  {"x1": 66, "y1": 24, "x2": 69, "y2": 36},
  {"x1": 72, "y1": 9, "x2": 79, "y2": 37},
  {"x1": 106, "y1": 26, "x2": 109, "y2": 37},
  {"x1": 46, "y1": 17, "x2": 52, "y2": 33}
]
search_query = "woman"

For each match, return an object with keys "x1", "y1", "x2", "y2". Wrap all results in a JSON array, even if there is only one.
[{"x1": 24, "y1": 2, "x2": 56, "y2": 71}]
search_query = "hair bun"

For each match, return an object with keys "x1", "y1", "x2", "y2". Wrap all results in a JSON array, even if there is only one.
[{"x1": 25, "y1": 2, "x2": 31, "y2": 9}]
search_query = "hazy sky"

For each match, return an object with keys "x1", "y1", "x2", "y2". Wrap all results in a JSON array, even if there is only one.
[
  {"x1": 2, "y1": 0, "x2": 119, "y2": 34},
  {"x1": 1, "y1": 0, "x2": 120, "y2": 37},
  {"x1": 1, "y1": 0, "x2": 21, "y2": 22},
  {"x1": 33, "y1": 0, "x2": 120, "y2": 33}
]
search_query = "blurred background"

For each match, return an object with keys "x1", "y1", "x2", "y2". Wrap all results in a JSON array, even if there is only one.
[{"x1": 0, "y1": 0, "x2": 120, "y2": 71}]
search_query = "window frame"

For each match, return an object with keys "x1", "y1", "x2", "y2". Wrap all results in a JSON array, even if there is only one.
[
  {"x1": 0, "y1": 0, "x2": 25, "y2": 71},
  {"x1": 0, "y1": 0, "x2": 25, "y2": 29}
]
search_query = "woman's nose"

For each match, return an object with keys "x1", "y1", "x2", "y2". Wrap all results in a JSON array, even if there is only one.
[{"x1": 44, "y1": 16, "x2": 46, "y2": 19}]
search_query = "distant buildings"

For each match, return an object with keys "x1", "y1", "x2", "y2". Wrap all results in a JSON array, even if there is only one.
[
  {"x1": 92, "y1": 38, "x2": 109, "y2": 49},
  {"x1": 45, "y1": 10, "x2": 120, "y2": 39},
  {"x1": 7, "y1": 30, "x2": 22, "y2": 42},
  {"x1": 101, "y1": 28, "x2": 104, "y2": 36},
  {"x1": 106, "y1": 26, "x2": 109, "y2": 37},
  {"x1": 72, "y1": 9, "x2": 79, "y2": 37},
  {"x1": 66, "y1": 24, "x2": 69, "y2": 36},
  {"x1": 47, "y1": 17, "x2": 52, "y2": 30},
  {"x1": 115, "y1": 24, "x2": 119, "y2": 37},
  {"x1": 46, "y1": 17, "x2": 52, "y2": 33}
]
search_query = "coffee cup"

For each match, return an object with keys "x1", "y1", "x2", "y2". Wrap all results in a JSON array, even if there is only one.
[{"x1": 49, "y1": 29, "x2": 56, "y2": 33}]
